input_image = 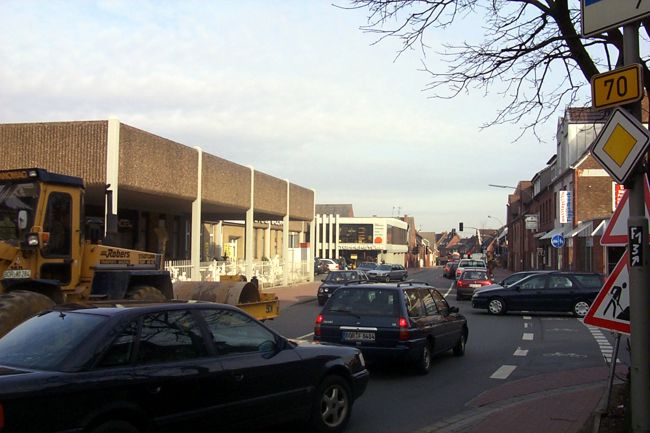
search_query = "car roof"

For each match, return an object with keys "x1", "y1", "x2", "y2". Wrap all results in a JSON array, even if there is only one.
[
  {"x1": 52, "y1": 301, "x2": 238, "y2": 318},
  {"x1": 333, "y1": 281, "x2": 432, "y2": 291}
]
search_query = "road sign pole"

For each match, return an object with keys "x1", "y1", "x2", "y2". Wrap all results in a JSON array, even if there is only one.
[{"x1": 624, "y1": 22, "x2": 650, "y2": 433}]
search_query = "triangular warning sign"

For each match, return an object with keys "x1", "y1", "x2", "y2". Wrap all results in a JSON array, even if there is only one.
[
  {"x1": 584, "y1": 250, "x2": 630, "y2": 334},
  {"x1": 601, "y1": 174, "x2": 650, "y2": 246}
]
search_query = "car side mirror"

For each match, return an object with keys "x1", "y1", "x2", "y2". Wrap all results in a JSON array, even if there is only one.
[{"x1": 258, "y1": 339, "x2": 278, "y2": 359}]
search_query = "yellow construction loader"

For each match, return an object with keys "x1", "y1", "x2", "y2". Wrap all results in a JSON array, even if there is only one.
[{"x1": 0, "y1": 168, "x2": 278, "y2": 337}]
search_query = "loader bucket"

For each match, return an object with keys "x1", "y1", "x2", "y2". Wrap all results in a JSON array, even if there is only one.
[{"x1": 173, "y1": 281, "x2": 261, "y2": 305}]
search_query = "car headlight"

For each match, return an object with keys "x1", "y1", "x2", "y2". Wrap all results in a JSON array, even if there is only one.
[{"x1": 318, "y1": 287, "x2": 323, "y2": 293}]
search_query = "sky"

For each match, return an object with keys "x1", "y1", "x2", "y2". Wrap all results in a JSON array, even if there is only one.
[{"x1": 1, "y1": 0, "x2": 573, "y2": 234}]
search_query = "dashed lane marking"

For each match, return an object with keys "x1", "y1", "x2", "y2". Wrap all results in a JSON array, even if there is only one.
[
  {"x1": 490, "y1": 365, "x2": 517, "y2": 379},
  {"x1": 523, "y1": 315, "x2": 532, "y2": 320},
  {"x1": 514, "y1": 348, "x2": 528, "y2": 356},
  {"x1": 581, "y1": 322, "x2": 621, "y2": 364},
  {"x1": 522, "y1": 332, "x2": 534, "y2": 341}
]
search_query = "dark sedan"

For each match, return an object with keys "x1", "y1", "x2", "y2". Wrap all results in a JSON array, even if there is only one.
[
  {"x1": 317, "y1": 270, "x2": 369, "y2": 306},
  {"x1": 0, "y1": 302, "x2": 369, "y2": 433},
  {"x1": 314, "y1": 282, "x2": 467, "y2": 374},
  {"x1": 472, "y1": 271, "x2": 604, "y2": 317}
]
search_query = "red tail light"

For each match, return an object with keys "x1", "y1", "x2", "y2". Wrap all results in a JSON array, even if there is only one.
[
  {"x1": 314, "y1": 314, "x2": 324, "y2": 338},
  {"x1": 457, "y1": 280, "x2": 465, "y2": 287},
  {"x1": 0, "y1": 402, "x2": 4, "y2": 430},
  {"x1": 398, "y1": 317, "x2": 409, "y2": 341}
]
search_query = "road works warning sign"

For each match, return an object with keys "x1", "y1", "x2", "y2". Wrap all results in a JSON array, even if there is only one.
[
  {"x1": 584, "y1": 250, "x2": 630, "y2": 334},
  {"x1": 601, "y1": 174, "x2": 650, "y2": 245}
]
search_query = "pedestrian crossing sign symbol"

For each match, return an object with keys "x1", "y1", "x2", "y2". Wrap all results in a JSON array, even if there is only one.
[{"x1": 584, "y1": 250, "x2": 630, "y2": 334}]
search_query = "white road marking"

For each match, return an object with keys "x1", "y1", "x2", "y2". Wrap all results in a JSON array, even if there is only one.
[
  {"x1": 443, "y1": 285, "x2": 453, "y2": 297},
  {"x1": 524, "y1": 322, "x2": 530, "y2": 329},
  {"x1": 523, "y1": 316, "x2": 532, "y2": 320},
  {"x1": 522, "y1": 333, "x2": 534, "y2": 341},
  {"x1": 514, "y1": 348, "x2": 528, "y2": 357},
  {"x1": 490, "y1": 365, "x2": 517, "y2": 379},
  {"x1": 581, "y1": 321, "x2": 621, "y2": 364},
  {"x1": 297, "y1": 332, "x2": 314, "y2": 340}
]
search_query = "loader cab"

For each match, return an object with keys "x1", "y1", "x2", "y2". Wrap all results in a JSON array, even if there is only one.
[{"x1": 0, "y1": 168, "x2": 84, "y2": 291}]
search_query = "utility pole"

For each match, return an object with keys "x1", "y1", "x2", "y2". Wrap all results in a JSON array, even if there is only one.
[{"x1": 623, "y1": 23, "x2": 650, "y2": 433}]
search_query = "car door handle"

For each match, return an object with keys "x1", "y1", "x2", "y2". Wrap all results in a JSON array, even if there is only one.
[
  {"x1": 149, "y1": 385, "x2": 162, "y2": 395},
  {"x1": 231, "y1": 372, "x2": 245, "y2": 382}
]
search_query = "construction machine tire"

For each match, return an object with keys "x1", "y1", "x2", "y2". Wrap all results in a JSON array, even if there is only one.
[
  {"x1": 0, "y1": 290, "x2": 56, "y2": 338},
  {"x1": 126, "y1": 285, "x2": 167, "y2": 301}
]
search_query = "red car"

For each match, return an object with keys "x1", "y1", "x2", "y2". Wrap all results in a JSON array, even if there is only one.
[
  {"x1": 443, "y1": 260, "x2": 458, "y2": 278},
  {"x1": 456, "y1": 268, "x2": 493, "y2": 300}
]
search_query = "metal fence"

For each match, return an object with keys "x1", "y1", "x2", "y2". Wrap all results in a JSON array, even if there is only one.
[{"x1": 164, "y1": 258, "x2": 311, "y2": 289}]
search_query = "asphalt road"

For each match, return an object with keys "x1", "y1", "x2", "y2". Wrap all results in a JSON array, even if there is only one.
[{"x1": 265, "y1": 267, "x2": 624, "y2": 433}]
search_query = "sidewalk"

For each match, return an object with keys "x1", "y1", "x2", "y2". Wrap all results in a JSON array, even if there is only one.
[{"x1": 264, "y1": 266, "x2": 614, "y2": 433}]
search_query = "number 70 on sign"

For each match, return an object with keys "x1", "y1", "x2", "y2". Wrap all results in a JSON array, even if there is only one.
[{"x1": 591, "y1": 64, "x2": 643, "y2": 110}]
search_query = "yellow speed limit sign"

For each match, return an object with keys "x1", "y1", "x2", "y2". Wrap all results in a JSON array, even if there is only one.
[{"x1": 591, "y1": 64, "x2": 643, "y2": 110}]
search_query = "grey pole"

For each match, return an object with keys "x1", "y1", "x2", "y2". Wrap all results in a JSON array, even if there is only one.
[{"x1": 623, "y1": 22, "x2": 650, "y2": 433}]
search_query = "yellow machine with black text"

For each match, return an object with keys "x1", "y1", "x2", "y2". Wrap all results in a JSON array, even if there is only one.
[{"x1": 0, "y1": 168, "x2": 278, "y2": 337}]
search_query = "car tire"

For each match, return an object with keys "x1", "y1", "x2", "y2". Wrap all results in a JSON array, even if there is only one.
[
  {"x1": 572, "y1": 299, "x2": 591, "y2": 318},
  {"x1": 89, "y1": 421, "x2": 139, "y2": 433},
  {"x1": 0, "y1": 290, "x2": 56, "y2": 338},
  {"x1": 415, "y1": 341, "x2": 432, "y2": 375},
  {"x1": 309, "y1": 375, "x2": 352, "y2": 433},
  {"x1": 401, "y1": 274, "x2": 407, "y2": 281},
  {"x1": 126, "y1": 285, "x2": 166, "y2": 301},
  {"x1": 456, "y1": 292, "x2": 462, "y2": 301},
  {"x1": 453, "y1": 331, "x2": 467, "y2": 356},
  {"x1": 487, "y1": 297, "x2": 506, "y2": 315},
  {"x1": 384, "y1": 276, "x2": 390, "y2": 283}
]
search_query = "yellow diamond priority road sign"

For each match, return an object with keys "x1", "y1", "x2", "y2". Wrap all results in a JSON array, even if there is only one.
[
  {"x1": 591, "y1": 64, "x2": 643, "y2": 110},
  {"x1": 591, "y1": 108, "x2": 650, "y2": 185}
]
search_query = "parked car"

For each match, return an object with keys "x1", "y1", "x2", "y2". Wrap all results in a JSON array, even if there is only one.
[
  {"x1": 472, "y1": 271, "x2": 605, "y2": 317},
  {"x1": 356, "y1": 262, "x2": 378, "y2": 272},
  {"x1": 497, "y1": 270, "x2": 555, "y2": 287},
  {"x1": 318, "y1": 270, "x2": 370, "y2": 306},
  {"x1": 366, "y1": 264, "x2": 408, "y2": 282},
  {"x1": 314, "y1": 257, "x2": 330, "y2": 275},
  {"x1": 319, "y1": 258, "x2": 339, "y2": 272},
  {"x1": 455, "y1": 259, "x2": 487, "y2": 279},
  {"x1": 314, "y1": 282, "x2": 468, "y2": 374},
  {"x1": 455, "y1": 268, "x2": 493, "y2": 300},
  {"x1": 0, "y1": 302, "x2": 369, "y2": 433},
  {"x1": 443, "y1": 260, "x2": 458, "y2": 278}
]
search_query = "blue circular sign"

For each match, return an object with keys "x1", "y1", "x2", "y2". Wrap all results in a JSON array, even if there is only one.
[{"x1": 551, "y1": 234, "x2": 565, "y2": 248}]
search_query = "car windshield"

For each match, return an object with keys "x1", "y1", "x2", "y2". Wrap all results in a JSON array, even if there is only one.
[
  {"x1": 0, "y1": 310, "x2": 108, "y2": 371},
  {"x1": 0, "y1": 181, "x2": 40, "y2": 244},
  {"x1": 377, "y1": 264, "x2": 392, "y2": 271},
  {"x1": 324, "y1": 271, "x2": 361, "y2": 283},
  {"x1": 572, "y1": 274, "x2": 603, "y2": 288},
  {"x1": 461, "y1": 260, "x2": 485, "y2": 268},
  {"x1": 325, "y1": 288, "x2": 399, "y2": 316},
  {"x1": 462, "y1": 271, "x2": 488, "y2": 280},
  {"x1": 357, "y1": 262, "x2": 376, "y2": 270},
  {"x1": 501, "y1": 273, "x2": 533, "y2": 286}
]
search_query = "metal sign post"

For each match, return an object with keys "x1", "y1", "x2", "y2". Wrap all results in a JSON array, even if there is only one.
[{"x1": 623, "y1": 23, "x2": 650, "y2": 433}]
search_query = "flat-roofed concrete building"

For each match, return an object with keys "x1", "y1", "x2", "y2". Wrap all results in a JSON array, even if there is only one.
[{"x1": 0, "y1": 119, "x2": 315, "y2": 283}]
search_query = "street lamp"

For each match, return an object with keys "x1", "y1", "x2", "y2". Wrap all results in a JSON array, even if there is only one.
[{"x1": 487, "y1": 215, "x2": 504, "y2": 227}]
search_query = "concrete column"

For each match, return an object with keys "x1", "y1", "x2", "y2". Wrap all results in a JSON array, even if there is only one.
[
  {"x1": 265, "y1": 222, "x2": 271, "y2": 259},
  {"x1": 191, "y1": 147, "x2": 203, "y2": 280},
  {"x1": 215, "y1": 221, "x2": 223, "y2": 259},
  {"x1": 282, "y1": 180, "x2": 290, "y2": 285},
  {"x1": 308, "y1": 189, "x2": 316, "y2": 281},
  {"x1": 335, "y1": 214, "x2": 340, "y2": 259},
  {"x1": 315, "y1": 214, "x2": 321, "y2": 258},
  {"x1": 105, "y1": 117, "x2": 120, "y2": 236},
  {"x1": 245, "y1": 166, "x2": 254, "y2": 280}
]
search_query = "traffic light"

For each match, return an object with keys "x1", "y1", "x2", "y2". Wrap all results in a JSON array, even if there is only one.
[{"x1": 459, "y1": 222, "x2": 464, "y2": 232}]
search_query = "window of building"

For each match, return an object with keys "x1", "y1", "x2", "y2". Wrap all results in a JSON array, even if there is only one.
[{"x1": 339, "y1": 224, "x2": 373, "y2": 244}]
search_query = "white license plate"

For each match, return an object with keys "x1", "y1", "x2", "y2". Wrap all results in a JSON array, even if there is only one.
[
  {"x1": 469, "y1": 284, "x2": 481, "y2": 288},
  {"x1": 3, "y1": 269, "x2": 31, "y2": 279},
  {"x1": 342, "y1": 331, "x2": 375, "y2": 342}
]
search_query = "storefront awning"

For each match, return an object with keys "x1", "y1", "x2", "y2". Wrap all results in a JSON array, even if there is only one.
[
  {"x1": 540, "y1": 227, "x2": 565, "y2": 240},
  {"x1": 592, "y1": 220, "x2": 607, "y2": 237},
  {"x1": 566, "y1": 221, "x2": 592, "y2": 238}
]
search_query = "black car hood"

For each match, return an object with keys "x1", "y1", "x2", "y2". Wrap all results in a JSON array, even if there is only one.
[
  {"x1": 320, "y1": 282, "x2": 344, "y2": 289},
  {"x1": 0, "y1": 366, "x2": 31, "y2": 376},
  {"x1": 474, "y1": 285, "x2": 506, "y2": 296}
]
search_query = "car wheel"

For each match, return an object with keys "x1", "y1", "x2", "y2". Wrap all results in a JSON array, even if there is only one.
[
  {"x1": 487, "y1": 297, "x2": 506, "y2": 315},
  {"x1": 401, "y1": 274, "x2": 407, "y2": 281},
  {"x1": 384, "y1": 275, "x2": 390, "y2": 283},
  {"x1": 456, "y1": 292, "x2": 462, "y2": 301},
  {"x1": 453, "y1": 331, "x2": 467, "y2": 356},
  {"x1": 415, "y1": 341, "x2": 432, "y2": 374},
  {"x1": 572, "y1": 300, "x2": 591, "y2": 318},
  {"x1": 309, "y1": 375, "x2": 352, "y2": 433},
  {"x1": 90, "y1": 421, "x2": 139, "y2": 433}
]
